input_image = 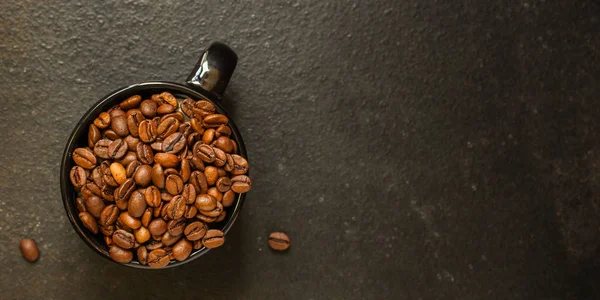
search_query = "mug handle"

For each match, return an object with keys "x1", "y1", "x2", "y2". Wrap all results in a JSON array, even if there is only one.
[{"x1": 186, "y1": 42, "x2": 238, "y2": 100}]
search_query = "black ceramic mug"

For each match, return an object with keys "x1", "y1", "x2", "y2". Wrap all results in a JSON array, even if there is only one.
[{"x1": 60, "y1": 42, "x2": 247, "y2": 268}]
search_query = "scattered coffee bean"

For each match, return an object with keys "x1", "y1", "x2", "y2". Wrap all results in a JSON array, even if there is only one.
[
  {"x1": 268, "y1": 232, "x2": 291, "y2": 251},
  {"x1": 19, "y1": 239, "x2": 39, "y2": 262}
]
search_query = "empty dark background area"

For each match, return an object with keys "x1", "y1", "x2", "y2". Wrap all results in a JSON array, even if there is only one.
[{"x1": 1, "y1": 0, "x2": 599, "y2": 299}]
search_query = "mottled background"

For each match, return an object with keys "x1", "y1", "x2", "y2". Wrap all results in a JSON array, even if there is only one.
[{"x1": 1, "y1": 0, "x2": 599, "y2": 299}]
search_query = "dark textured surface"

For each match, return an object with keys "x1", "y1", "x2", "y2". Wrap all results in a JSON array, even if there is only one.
[{"x1": 1, "y1": 0, "x2": 599, "y2": 299}]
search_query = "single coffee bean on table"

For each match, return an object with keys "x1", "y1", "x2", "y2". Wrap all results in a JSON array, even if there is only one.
[
  {"x1": 19, "y1": 239, "x2": 40, "y2": 262},
  {"x1": 69, "y1": 92, "x2": 252, "y2": 267},
  {"x1": 268, "y1": 232, "x2": 291, "y2": 251}
]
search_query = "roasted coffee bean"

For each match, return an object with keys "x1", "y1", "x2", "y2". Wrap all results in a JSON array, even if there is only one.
[
  {"x1": 217, "y1": 168, "x2": 227, "y2": 177},
  {"x1": 153, "y1": 202, "x2": 164, "y2": 218},
  {"x1": 162, "y1": 132, "x2": 186, "y2": 153},
  {"x1": 136, "y1": 143, "x2": 154, "y2": 165},
  {"x1": 141, "y1": 208, "x2": 153, "y2": 227},
  {"x1": 204, "y1": 166, "x2": 219, "y2": 186},
  {"x1": 190, "y1": 154, "x2": 205, "y2": 171},
  {"x1": 100, "y1": 224, "x2": 115, "y2": 236},
  {"x1": 91, "y1": 166, "x2": 105, "y2": 188},
  {"x1": 190, "y1": 171, "x2": 208, "y2": 194},
  {"x1": 116, "y1": 151, "x2": 138, "y2": 167},
  {"x1": 140, "y1": 99, "x2": 157, "y2": 118},
  {"x1": 126, "y1": 160, "x2": 141, "y2": 178},
  {"x1": 111, "y1": 115, "x2": 129, "y2": 137},
  {"x1": 172, "y1": 239, "x2": 192, "y2": 261},
  {"x1": 115, "y1": 218, "x2": 132, "y2": 233},
  {"x1": 168, "y1": 195, "x2": 186, "y2": 220},
  {"x1": 84, "y1": 182, "x2": 103, "y2": 198},
  {"x1": 114, "y1": 178, "x2": 135, "y2": 207},
  {"x1": 19, "y1": 239, "x2": 39, "y2": 262},
  {"x1": 207, "y1": 187, "x2": 223, "y2": 202},
  {"x1": 85, "y1": 196, "x2": 105, "y2": 218},
  {"x1": 137, "y1": 245, "x2": 148, "y2": 265},
  {"x1": 133, "y1": 164, "x2": 152, "y2": 187},
  {"x1": 113, "y1": 229, "x2": 136, "y2": 249},
  {"x1": 167, "y1": 218, "x2": 186, "y2": 236},
  {"x1": 231, "y1": 175, "x2": 252, "y2": 193},
  {"x1": 157, "y1": 116, "x2": 179, "y2": 140},
  {"x1": 181, "y1": 98, "x2": 196, "y2": 117},
  {"x1": 76, "y1": 197, "x2": 87, "y2": 212},
  {"x1": 93, "y1": 139, "x2": 111, "y2": 159},
  {"x1": 94, "y1": 112, "x2": 111, "y2": 129},
  {"x1": 188, "y1": 132, "x2": 201, "y2": 146},
  {"x1": 202, "y1": 229, "x2": 225, "y2": 248},
  {"x1": 195, "y1": 194, "x2": 217, "y2": 212},
  {"x1": 128, "y1": 190, "x2": 147, "y2": 217},
  {"x1": 88, "y1": 124, "x2": 102, "y2": 148},
  {"x1": 79, "y1": 212, "x2": 99, "y2": 234},
  {"x1": 109, "y1": 107, "x2": 126, "y2": 118},
  {"x1": 195, "y1": 100, "x2": 216, "y2": 117},
  {"x1": 164, "y1": 111, "x2": 185, "y2": 124},
  {"x1": 161, "y1": 231, "x2": 182, "y2": 246},
  {"x1": 151, "y1": 164, "x2": 165, "y2": 189},
  {"x1": 184, "y1": 205, "x2": 198, "y2": 219},
  {"x1": 216, "y1": 177, "x2": 232, "y2": 193},
  {"x1": 215, "y1": 125, "x2": 231, "y2": 137},
  {"x1": 196, "y1": 144, "x2": 215, "y2": 163},
  {"x1": 154, "y1": 153, "x2": 179, "y2": 168},
  {"x1": 146, "y1": 240, "x2": 164, "y2": 251},
  {"x1": 73, "y1": 148, "x2": 96, "y2": 169},
  {"x1": 107, "y1": 139, "x2": 128, "y2": 160},
  {"x1": 193, "y1": 239, "x2": 203, "y2": 250},
  {"x1": 101, "y1": 163, "x2": 119, "y2": 187},
  {"x1": 213, "y1": 136, "x2": 233, "y2": 153},
  {"x1": 104, "y1": 236, "x2": 113, "y2": 246},
  {"x1": 138, "y1": 119, "x2": 158, "y2": 143},
  {"x1": 180, "y1": 159, "x2": 191, "y2": 183},
  {"x1": 109, "y1": 245, "x2": 133, "y2": 263},
  {"x1": 70, "y1": 166, "x2": 88, "y2": 190},
  {"x1": 157, "y1": 103, "x2": 175, "y2": 115},
  {"x1": 224, "y1": 154, "x2": 234, "y2": 172},
  {"x1": 202, "y1": 128, "x2": 215, "y2": 145},
  {"x1": 119, "y1": 211, "x2": 142, "y2": 230},
  {"x1": 147, "y1": 249, "x2": 170, "y2": 268},
  {"x1": 231, "y1": 139, "x2": 238, "y2": 154},
  {"x1": 203, "y1": 114, "x2": 228, "y2": 127},
  {"x1": 165, "y1": 174, "x2": 184, "y2": 195},
  {"x1": 144, "y1": 185, "x2": 161, "y2": 207},
  {"x1": 163, "y1": 167, "x2": 178, "y2": 177},
  {"x1": 231, "y1": 155, "x2": 249, "y2": 175},
  {"x1": 126, "y1": 110, "x2": 144, "y2": 137},
  {"x1": 104, "y1": 129, "x2": 120, "y2": 140},
  {"x1": 158, "y1": 92, "x2": 178, "y2": 106},
  {"x1": 179, "y1": 122, "x2": 192, "y2": 137},
  {"x1": 120, "y1": 95, "x2": 142, "y2": 109},
  {"x1": 134, "y1": 226, "x2": 150, "y2": 244},
  {"x1": 101, "y1": 185, "x2": 115, "y2": 201},
  {"x1": 182, "y1": 184, "x2": 197, "y2": 204},
  {"x1": 184, "y1": 221, "x2": 207, "y2": 241},
  {"x1": 109, "y1": 162, "x2": 127, "y2": 185},
  {"x1": 268, "y1": 232, "x2": 291, "y2": 251},
  {"x1": 100, "y1": 205, "x2": 119, "y2": 226},
  {"x1": 148, "y1": 219, "x2": 167, "y2": 236},
  {"x1": 196, "y1": 213, "x2": 216, "y2": 223},
  {"x1": 190, "y1": 117, "x2": 203, "y2": 133},
  {"x1": 216, "y1": 210, "x2": 227, "y2": 222},
  {"x1": 161, "y1": 192, "x2": 174, "y2": 202},
  {"x1": 200, "y1": 201, "x2": 223, "y2": 218},
  {"x1": 212, "y1": 147, "x2": 226, "y2": 167},
  {"x1": 161, "y1": 202, "x2": 171, "y2": 220}
]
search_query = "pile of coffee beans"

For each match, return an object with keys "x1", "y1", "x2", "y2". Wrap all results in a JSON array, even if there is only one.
[{"x1": 69, "y1": 92, "x2": 251, "y2": 268}]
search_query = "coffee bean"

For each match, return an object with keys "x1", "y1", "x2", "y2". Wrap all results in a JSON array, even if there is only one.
[
  {"x1": 150, "y1": 163, "x2": 165, "y2": 189},
  {"x1": 19, "y1": 239, "x2": 39, "y2": 262},
  {"x1": 195, "y1": 100, "x2": 216, "y2": 115},
  {"x1": 215, "y1": 125, "x2": 231, "y2": 137},
  {"x1": 161, "y1": 231, "x2": 182, "y2": 246},
  {"x1": 190, "y1": 154, "x2": 206, "y2": 171},
  {"x1": 182, "y1": 184, "x2": 197, "y2": 204},
  {"x1": 190, "y1": 171, "x2": 208, "y2": 194},
  {"x1": 85, "y1": 196, "x2": 105, "y2": 218},
  {"x1": 109, "y1": 162, "x2": 127, "y2": 185},
  {"x1": 187, "y1": 132, "x2": 201, "y2": 146},
  {"x1": 157, "y1": 116, "x2": 180, "y2": 140},
  {"x1": 114, "y1": 178, "x2": 135, "y2": 208},
  {"x1": 107, "y1": 139, "x2": 128, "y2": 160},
  {"x1": 84, "y1": 182, "x2": 103, "y2": 198},
  {"x1": 195, "y1": 194, "x2": 217, "y2": 212},
  {"x1": 109, "y1": 107, "x2": 126, "y2": 118},
  {"x1": 224, "y1": 154, "x2": 234, "y2": 172},
  {"x1": 161, "y1": 192, "x2": 174, "y2": 202},
  {"x1": 101, "y1": 185, "x2": 115, "y2": 202},
  {"x1": 203, "y1": 114, "x2": 228, "y2": 127},
  {"x1": 113, "y1": 229, "x2": 136, "y2": 249},
  {"x1": 164, "y1": 167, "x2": 179, "y2": 177},
  {"x1": 94, "y1": 112, "x2": 111, "y2": 129},
  {"x1": 109, "y1": 245, "x2": 133, "y2": 263},
  {"x1": 104, "y1": 129, "x2": 120, "y2": 140},
  {"x1": 196, "y1": 213, "x2": 217, "y2": 223},
  {"x1": 147, "y1": 249, "x2": 170, "y2": 268},
  {"x1": 100, "y1": 224, "x2": 115, "y2": 236},
  {"x1": 140, "y1": 100, "x2": 157, "y2": 118},
  {"x1": 216, "y1": 210, "x2": 227, "y2": 222},
  {"x1": 93, "y1": 139, "x2": 111, "y2": 159},
  {"x1": 126, "y1": 110, "x2": 144, "y2": 138},
  {"x1": 202, "y1": 128, "x2": 215, "y2": 144},
  {"x1": 120, "y1": 94, "x2": 142, "y2": 110},
  {"x1": 172, "y1": 239, "x2": 192, "y2": 261},
  {"x1": 162, "y1": 132, "x2": 186, "y2": 153},
  {"x1": 128, "y1": 190, "x2": 147, "y2": 217},
  {"x1": 207, "y1": 187, "x2": 223, "y2": 202},
  {"x1": 213, "y1": 147, "x2": 226, "y2": 167},
  {"x1": 165, "y1": 174, "x2": 184, "y2": 195},
  {"x1": 104, "y1": 235, "x2": 113, "y2": 247},
  {"x1": 125, "y1": 160, "x2": 140, "y2": 178},
  {"x1": 88, "y1": 124, "x2": 102, "y2": 148},
  {"x1": 184, "y1": 205, "x2": 198, "y2": 219},
  {"x1": 157, "y1": 103, "x2": 175, "y2": 115},
  {"x1": 133, "y1": 164, "x2": 152, "y2": 187},
  {"x1": 193, "y1": 239, "x2": 203, "y2": 250},
  {"x1": 148, "y1": 218, "x2": 167, "y2": 236},
  {"x1": 141, "y1": 208, "x2": 153, "y2": 227},
  {"x1": 268, "y1": 232, "x2": 291, "y2": 251},
  {"x1": 168, "y1": 195, "x2": 186, "y2": 220},
  {"x1": 76, "y1": 197, "x2": 87, "y2": 212},
  {"x1": 213, "y1": 136, "x2": 233, "y2": 153},
  {"x1": 179, "y1": 159, "x2": 191, "y2": 183},
  {"x1": 91, "y1": 166, "x2": 105, "y2": 188},
  {"x1": 111, "y1": 115, "x2": 129, "y2": 137},
  {"x1": 161, "y1": 202, "x2": 171, "y2": 220},
  {"x1": 142, "y1": 185, "x2": 160, "y2": 208},
  {"x1": 231, "y1": 175, "x2": 252, "y2": 193},
  {"x1": 231, "y1": 155, "x2": 249, "y2": 175},
  {"x1": 135, "y1": 144, "x2": 153, "y2": 165},
  {"x1": 187, "y1": 117, "x2": 201, "y2": 133},
  {"x1": 200, "y1": 201, "x2": 223, "y2": 218},
  {"x1": 204, "y1": 166, "x2": 219, "y2": 186},
  {"x1": 158, "y1": 92, "x2": 178, "y2": 106},
  {"x1": 216, "y1": 177, "x2": 232, "y2": 193},
  {"x1": 69, "y1": 166, "x2": 88, "y2": 190},
  {"x1": 138, "y1": 119, "x2": 158, "y2": 143},
  {"x1": 116, "y1": 151, "x2": 138, "y2": 167},
  {"x1": 115, "y1": 218, "x2": 132, "y2": 233},
  {"x1": 153, "y1": 202, "x2": 164, "y2": 218},
  {"x1": 167, "y1": 218, "x2": 186, "y2": 236},
  {"x1": 119, "y1": 211, "x2": 142, "y2": 230},
  {"x1": 231, "y1": 139, "x2": 239, "y2": 154},
  {"x1": 73, "y1": 147, "x2": 96, "y2": 169},
  {"x1": 202, "y1": 229, "x2": 225, "y2": 248},
  {"x1": 100, "y1": 205, "x2": 119, "y2": 226},
  {"x1": 184, "y1": 221, "x2": 207, "y2": 241},
  {"x1": 197, "y1": 144, "x2": 216, "y2": 163},
  {"x1": 154, "y1": 153, "x2": 179, "y2": 168},
  {"x1": 180, "y1": 98, "x2": 196, "y2": 117},
  {"x1": 79, "y1": 212, "x2": 99, "y2": 234}
]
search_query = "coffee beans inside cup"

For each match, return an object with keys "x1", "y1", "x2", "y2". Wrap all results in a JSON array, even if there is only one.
[{"x1": 70, "y1": 92, "x2": 251, "y2": 268}]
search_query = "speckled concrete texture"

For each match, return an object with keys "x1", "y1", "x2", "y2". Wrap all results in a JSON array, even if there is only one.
[{"x1": 1, "y1": 0, "x2": 600, "y2": 299}]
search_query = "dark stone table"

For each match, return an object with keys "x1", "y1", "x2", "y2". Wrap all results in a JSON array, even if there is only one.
[{"x1": 1, "y1": 0, "x2": 599, "y2": 299}]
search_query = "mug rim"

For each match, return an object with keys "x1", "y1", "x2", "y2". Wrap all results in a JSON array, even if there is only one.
[{"x1": 60, "y1": 81, "x2": 248, "y2": 269}]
